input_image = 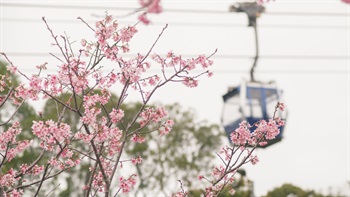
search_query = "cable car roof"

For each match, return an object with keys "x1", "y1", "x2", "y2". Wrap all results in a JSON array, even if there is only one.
[{"x1": 223, "y1": 81, "x2": 281, "y2": 102}]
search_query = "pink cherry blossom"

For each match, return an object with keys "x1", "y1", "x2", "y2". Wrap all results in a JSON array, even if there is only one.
[
  {"x1": 131, "y1": 156, "x2": 143, "y2": 165},
  {"x1": 165, "y1": 119, "x2": 174, "y2": 127},
  {"x1": 0, "y1": 168, "x2": 16, "y2": 187},
  {"x1": 119, "y1": 175, "x2": 137, "y2": 193},
  {"x1": 131, "y1": 134, "x2": 146, "y2": 143},
  {"x1": 250, "y1": 155, "x2": 259, "y2": 165},
  {"x1": 139, "y1": 0, "x2": 162, "y2": 13},
  {"x1": 230, "y1": 121, "x2": 252, "y2": 146},
  {"x1": 158, "y1": 125, "x2": 172, "y2": 135},
  {"x1": 138, "y1": 13, "x2": 150, "y2": 25},
  {"x1": 229, "y1": 188, "x2": 236, "y2": 195},
  {"x1": 277, "y1": 102, "x2": 286, "y2": 111},
  {"x1": 182, "y1": 77, "x2": 198, "y2": 88},
  {"x1": 120, "y1": 26, "x2": 138, "y2": 43},
  {"x1": 0, "y1": 122, "x2": 21, "y2": 147},
  {"x1": 109, "y1": 108, "x2": 124, "y2": 123},
  {"x1": 5, "y1": 189, "x2": 23, "y2": 197},
  {"x1": 31, "y1": 120, "x2": 72, "y2": 150},
  {"x1": 32, "y1": 165, "x2": 44, "y2": 175},
  {"x1": 6, "y1": 65, "x2": 17, "y2": 74}
]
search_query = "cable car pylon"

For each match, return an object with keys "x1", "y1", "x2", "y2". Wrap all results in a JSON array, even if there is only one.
[{"x1": 222, "y1": 2, "x2": 287, "y2": 148}]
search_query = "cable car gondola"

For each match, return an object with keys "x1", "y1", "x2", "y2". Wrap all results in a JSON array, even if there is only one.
[
  {"x1": 221, "y1": 2, "x2": 287, "y2": 148},
  {"x1": 221, "y1": 80, "x2": 287, "y2": 147}
]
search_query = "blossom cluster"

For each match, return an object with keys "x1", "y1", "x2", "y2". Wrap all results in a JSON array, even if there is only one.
[
  {"x1": 138, "y1": 0, "x2": 162, "y2": 24},
  {"x1": 152, "y1": 51, "x2": 214, "y2": 88},
  {"x1": 230, "y1": 115, "x2": 285, "y2": 147},
  {"x1": 31, "y1": 120, "x2": 72, "y2": 151},
  {"x1": 0, "y1": 122, "x2": 30, "y2": 162},
  {"x1": 196, "y1": 103, "x2": 286, "y2": 196},
  {"x1": 119, "y1": 174, "x2": 137, "y2": 193}
]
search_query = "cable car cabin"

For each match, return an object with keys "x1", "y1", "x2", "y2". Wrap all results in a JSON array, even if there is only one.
[{"x1": 221, "y1": 81, "x2": 286, "y2": 148}]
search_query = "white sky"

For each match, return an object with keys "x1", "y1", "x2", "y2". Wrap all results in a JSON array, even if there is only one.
[{"x1": 0, "y1": 0, "x2": 349, "y2": 196}]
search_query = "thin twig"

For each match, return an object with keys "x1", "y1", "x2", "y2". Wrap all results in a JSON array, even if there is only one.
[
  {"x1": 0, "y1": 52, "x2": 29, "y2": 80},
  {"x1": 85, "y1": 160, "x2": 98, "y2": 197},
  {"x1": 15, "y1": 150, "x2": 45, "y2": 179},
  {"x1": 78, "y1": 17, "x2": 95, "y2": 32},
  {"x1": 140, "y1": 24, "x2": 168, "y2": 63},
  {"x1": 42, "y1": 17, "x2": 69, "y2": 63},
  {"x1": 0, "y1": 100, "x2": 25, "y2": 126},
  {"x1": 45, "y1": 183, "x2": 61, "y2": 197},
  {"x1": 0, "y1": 86, "x2": 14, "y2": 108}
]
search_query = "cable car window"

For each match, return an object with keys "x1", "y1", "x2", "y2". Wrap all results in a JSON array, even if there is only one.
[
  {"x1": 245, "y1": 98, "x2": 263, "y2": 118},
  {"x1": 222, "y1": 97, "x2": 241, "y2": 126}
]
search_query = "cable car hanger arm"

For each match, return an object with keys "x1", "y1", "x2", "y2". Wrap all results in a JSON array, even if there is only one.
[{"x1": 230, "y1": 2, "x2": 265, "y2": 82}]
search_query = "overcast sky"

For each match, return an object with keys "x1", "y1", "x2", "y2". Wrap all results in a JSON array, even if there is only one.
[{"x1": 1, "y1": 0, "x2": 349, "y2": 196}]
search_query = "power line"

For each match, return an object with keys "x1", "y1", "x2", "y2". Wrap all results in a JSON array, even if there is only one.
[
  {"x1": 1, "y1": 3, "x2": 349, "y2": 17},
  {"x1": 2, "y1": 52, "x2": 349, "y2": 60},
  {"x1": 0, "y1": 2, "x2": 135, "y2": 11},
  {"x1": 260, "y1": 11, "x2": 349, "y2": 17},
  {"x1": 1, "y1": 17, "x2": 348, "y2": 30},
  {"x1": 164, "y1": 8, "x2": 349, "y2": 17}
]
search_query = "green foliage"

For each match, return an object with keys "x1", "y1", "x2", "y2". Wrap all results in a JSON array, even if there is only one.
[
  {"x1": 42, "y1": 90, "x2": 118, "y2": 131},
  {"x1": 188, "y1": 169, "x2": 253, "y2": 197},
  {"x1": 264, "y1": 183, "x2": 329, "y2": 197},
  {"x1": 124, "y1": 102, "x2": 224, "y2": 195},
  {"x1": 0, "y1": 61, "x2": 18, "y2": 92}
]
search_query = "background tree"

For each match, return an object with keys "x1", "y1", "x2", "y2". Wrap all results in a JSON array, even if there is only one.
[
  {"x1": 188, "y1": 169, "x2": 253, "y2": 197},
  {"x1": 42, "y1": 93, "x2": 224, "y2": 196},
  {"x1": 124, "y1": 102, "x2": 223, "y2": 196},
  {"x1": 264, "y1": 183, "x2": 330, "y2": 197}
]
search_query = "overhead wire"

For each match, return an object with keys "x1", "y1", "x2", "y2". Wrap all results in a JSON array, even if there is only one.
[
  {"x1": 0, "y1": 2, "x2": 136, "y2": 11},
  {"x1": 1, "y1": 2, "x2": 349, "y2": 17},
  {"x1": 1, "y1": 53, "x2": 348, "y2": 74},
  {"x1": 0, "y1": 17, "x2": 348, "y2": 30}
]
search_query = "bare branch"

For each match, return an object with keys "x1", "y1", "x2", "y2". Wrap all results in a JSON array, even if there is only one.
[
  {"x1": 78, "y1": 17, "x2": 95, "y2": 32},
  {"x1": 0, "y1": 100, "x2": 25, "y2": 126},
  {"x1": 140, "y1": 24, "x2": 168, "y2": 63},
  {"x1": 0, "y1": 86, "x2": 14, "y2": 108}
]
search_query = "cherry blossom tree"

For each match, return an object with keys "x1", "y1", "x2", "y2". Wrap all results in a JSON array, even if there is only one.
[
  {"x1": 0, "y1": 13, "x2": 216, "y2": 197},
  {"x1": 0, "y1": 1, "x2": 285, "y2": 196}
]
